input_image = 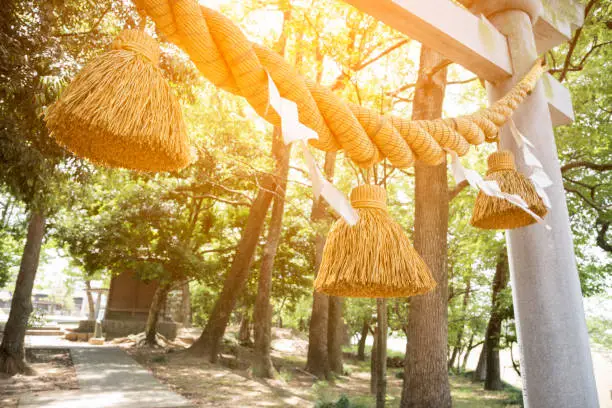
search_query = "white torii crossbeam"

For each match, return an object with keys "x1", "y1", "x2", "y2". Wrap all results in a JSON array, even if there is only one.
[
  {"x1": 342, "y1": 1, "x2": 598, "y2": 407},
  {"x1": 344, "y1": 0, "x2": 575, "y2": 125}
]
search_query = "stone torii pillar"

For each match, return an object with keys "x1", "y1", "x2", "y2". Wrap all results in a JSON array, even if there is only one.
[{"x1": 472, "y1": 1, "x2": 598, "y2": 406}]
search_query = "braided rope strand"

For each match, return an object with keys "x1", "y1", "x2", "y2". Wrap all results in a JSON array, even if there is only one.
[{"x1": 135, "y1": 0, "x2": 544, "y2": 168}]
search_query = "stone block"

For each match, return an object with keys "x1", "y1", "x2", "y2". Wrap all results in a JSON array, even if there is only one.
[{"x1": 88, "y1": 337, "x2": 105, "y2": 345}]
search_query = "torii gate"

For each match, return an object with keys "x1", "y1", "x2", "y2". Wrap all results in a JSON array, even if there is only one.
[{"x1": 343, "y1": 0, "x2": 597, "y2": 407}]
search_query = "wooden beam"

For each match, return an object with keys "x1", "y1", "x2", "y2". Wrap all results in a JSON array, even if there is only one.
[
  {"x1": 343, "y1": 0, "x2": 513, "y2": 82},
  {"x1": 542, "y1": 72, "x2": 574, "y2": 126},
  {"x1": 534, "y1": 0, "x2": 585, "y2": 54},
  {"x1": 541, "y1": 0, "x2": 585, "y2": 30},
  {"x1": 343, "y1": 0, "x2": 580, "y2": 125},
  {"x1": 534, "y1": 9, "x2": 572, "y2": 54}
]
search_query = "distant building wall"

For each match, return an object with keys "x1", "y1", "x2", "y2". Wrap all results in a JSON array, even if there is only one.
[{"x1": 105, "y1": 270, "x2": 159, "y2": 321}]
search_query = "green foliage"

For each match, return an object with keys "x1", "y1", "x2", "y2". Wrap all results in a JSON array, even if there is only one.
[
  {"x1": 314, "y1": 395, "x2": 366, "y2": 408},
  {"x1": 588, "y1": 315, "x2": 612, "y2": 349},
  {"x1": 0, "y1": 4, "x2": 608, "y2": 396},
  {"x1": 344, "y1": 298, "x2": 375, "y2": 339},
  {"x1": 191, "y1": 281, "x2": 222, "y2": 326},
  {"x1": 0, "y1": 0, "x2": 130, "y2": 214},
  {"x1": 26, "y1": 307, "x2": 47, "y2": 328},
  {"x1": 548, "y1": 0, "x2": 612, "y2": 293},
  {"x1": 0, "y1": 231, "x2": 21, "y2": 289}
]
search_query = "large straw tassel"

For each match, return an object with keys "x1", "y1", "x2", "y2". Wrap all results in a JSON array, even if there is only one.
[
  {"x1": 471, "y1": 150, "x2": 548, "y2": 229},
  {"x1": 45, "y1": 29, "x2": 191, "y2": 172},
  {"x1": 314, "y1": 184, "x2": 436, "y2": 298}
]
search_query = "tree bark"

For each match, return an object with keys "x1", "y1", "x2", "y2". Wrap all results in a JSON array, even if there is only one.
[
  {"x1": 375, "y1": 299, "x2": 388, "y2": 408},
  {"x1": 484, "y1": 248, "x2": 510, "y2": 391},
  {"x1": 181, "y1": 281, "x2": 192, "y2": 328},
  {"x1": 461, "y1": 333, "x2": 475, "y2": 372},
  {"x1": 307, "y1": 289, "x2": 330, "y2": 379},
  {"x1": 238, "y1": 310, "x2": 252, "y2": 346},
  {"x1": 357, "y1": 318, "x2": 370, "y2": 361},
  {"x1": 473, "y1": 343, "x2": 487, "y2": 382},
  {"x1": 448, "y1": 277, "x2": 471, "y2": 370},
  {"x1": 189, "y1": 175, "x2": 275, "y2": 361},
  {"x1": 327, "y1": 296, "x2": 344, "y2": 374},
  {"x1": 401, "y1": 46, "x2": 452, "y2": 408},
  {"x1": 306, "y1": 152, "x2": 336, "y2": 379},
  {"x1": 370, "y1": 325, "x2": 378, "y2": 394},
  {"x1": 145, "y1": 282, "x2": 170, "y2": 346},
  {"x1": 253, "y1": 128, "x2": 291, "y2": 378},
  {"x1": 0, "y1": 212, "x2": 45, "y2": 376},
  {"x1": 85, "y1": 279, "x2": 96, "y2": 321}
]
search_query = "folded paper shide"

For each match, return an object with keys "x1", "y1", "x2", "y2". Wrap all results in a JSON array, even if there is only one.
[
  {"x1": 45, "y1": 29, "x2": 191, "y2": 172},
  {"x1": 315, "y1": 184, "x2": 436, "y2": 298},
  {"x1": 471, "y1": 150, "x2": 548, "y2": 229}
]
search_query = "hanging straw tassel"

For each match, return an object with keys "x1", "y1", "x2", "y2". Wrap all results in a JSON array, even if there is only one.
[
  {"x1": 45, "y1": 29, "x2": 191, "y2": 172},
  {"x1": 471, "y1": 150, "x2": 548, "y2": 229},
  {"x1": 314, "y1": 184, "x2": 436, "y2": 298}
]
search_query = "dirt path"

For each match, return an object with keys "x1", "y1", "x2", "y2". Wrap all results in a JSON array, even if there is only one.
[
  {"x1": 0, "y1": 348, "x2": 78, "y2": 408},
  {"x1": 126, "y1": 328, "x2": 521, "y2": 407},
  {"x1": 18, "y1": 346, "x2": 192, "y2": 408}
]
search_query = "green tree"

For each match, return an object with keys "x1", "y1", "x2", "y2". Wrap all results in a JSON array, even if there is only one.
[
  {"x1": 0, "y1": 0, "x2": 120, "y2": 374},
  {"x1": 549, "y1": 0, "x2": 612, "y2": 287}
]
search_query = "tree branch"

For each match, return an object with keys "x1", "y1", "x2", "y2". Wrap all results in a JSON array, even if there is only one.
[
  {"x1": 388, "y1": 76, "x2": 476, "y2": 98},
  {"x1": 447, "y1": 77, "x2": 478, "y2": 86},
  {"x1": 560, "y1": 161, "x2": 612, "y2": 173},
  {"x1": 596, "y1": 219, "x2": 611, "y2": 253},
  {"x1": 564, "y1": 186, "x2": 604, "y2": 212},
  {"x1": 192, "y1": 194, "x2": 251, "y2": 207},
  {"x1": 557, "y1": 0, "x2": 598, "y2": 82},
  {"x1": 449, "y1": 180, "x2": 469, "y2": 201},
  {"x1": 354, "y1": 39, "x2": 409, "y2": 71},
  {"x1": 53, "y1": 4, "x2": 113, "y2": 38},
  {"x1": 199, "y1": 246, "x2": 238, "y2": 254}
]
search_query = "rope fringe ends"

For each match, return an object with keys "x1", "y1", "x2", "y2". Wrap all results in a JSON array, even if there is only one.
[
  {"x1": 315, "y1": 185, "x2": 436, "y2": 298},
  {"x1": 45, "y1": 29, "x2": 192, "y2": 172},
  {"x1": 471, "y1": 151, "x2": 548, "y2": 230}
]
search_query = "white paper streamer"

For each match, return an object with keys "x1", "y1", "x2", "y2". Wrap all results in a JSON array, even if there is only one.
[
  {"x1": 267, "y1": 73, "x2": 358, "y2": 225},
  {"x1": 267, "y1": 76, "x2": 319, "y2": 145},
  {"x1": 508, "y1": 120, "x2": 552, "y2": 209},
  {"x1": 447, "y1": 149, "x2": 547, "y2": 226}
]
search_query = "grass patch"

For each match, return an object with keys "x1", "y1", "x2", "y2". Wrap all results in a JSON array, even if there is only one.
[
  {"x1": 450, "y1": 372, "x2": 523, "y2": 407},
  {"x1": 340, "y1": 352, "x2": 522, "y2": 408},
  {"x1": 342, "y1": 344, "x2": 405, "y2": 360}
]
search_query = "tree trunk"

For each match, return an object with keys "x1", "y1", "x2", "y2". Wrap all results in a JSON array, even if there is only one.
[
  {"x1": 188, "y1": 1, "x2": 297, "y2": 360},
  {"x1": 401, "y1": 46, "x2": 451, "y2": 408},
  {"x1": 375, "y1": 299, "x2": 388, "y2": 408},
  {"x1": 307, "y1": 290, "x2": 330, "y2": 379},
  {"x1": 181, "y1": 281, "x2": 192, "y2": 328},
  {"x1": 484, "y1": 249, "x2": 510, "y2": 391},
  {"x1": 370, "y1": 325, "x2": 378, "y2": 394},
  {"x1": 327, "y1": 296, "x2": 344, "y2": 374},
  {"x1": 473, "y1": 343, "x2": 487, "y2": 382},
  {"x1": 253, "y1": 128, "x2": 291, "y2": 378},
  {"x1": 145, "y1": 282, "x2": 170, "y2": 346},
  {"x1": 306, "y1": 152, "x2": 336, "y2": 379},
  {"x1": 189, "y1": 176, "x2": 274, "y2": 361},
  {"x1": 238, "y1": 310, "x2": 251, "y2": 345},
  {"x1": 85, "y1": 280, "x2": 96, "y2": 321},
  {"x1": 461, "y1": 333, "x2": 475, "y2": 372},
  {"x1": 449, "y1": 277, "x2": 471, "y2": 370},
  {"x1": 357, "y1": 318, "x2": 369, "y2": 361},
  {"x1": 448, "y1": 345, "x2": 460, "y2": 372},
  {"x1": 0, "y1": 212, "x2": 45, "y2": 376}
]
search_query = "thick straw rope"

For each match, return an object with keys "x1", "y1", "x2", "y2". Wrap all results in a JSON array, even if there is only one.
[{"x1": 134, "y1": 0, "x2": 543, "y2": 168}]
